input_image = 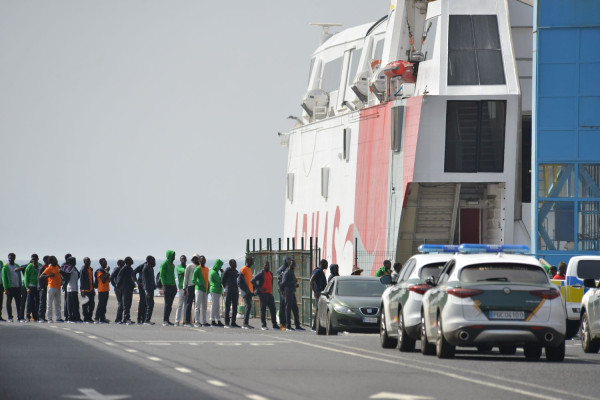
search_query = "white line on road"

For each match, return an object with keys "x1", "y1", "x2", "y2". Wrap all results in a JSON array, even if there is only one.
[
  {"x1": 115, "y1": 340, "x2": 277, "y2": 343},
  {"x1": 74, "y1": 331, "x2": 83, "y2": 334},
  {"x1": 207, "y1": 380, "x2": 227, "y2": 387},
  {"x1": 147, "y1": 343, "x2": 171, "y2": 346},
  {"x1": 275, "y1": 336, "x2": 561, "y2": 400},
  {"x1": 88, "y1": 336, "x2": 98, "y2": 339},
  {"x1": 246, "y1": 395, "x2": 269, "y2": 400},
  {"x1": 105, "y1": 342, "x2": 115, "y2": 346},
  {"x1": 124, "y1": 349, "x2": 138, "y2": 353},
  {"x1": 147, "y1": 357, "x2": 162, "y2": 362},
  {"x1": 175, "y1": 367, "x2": 192, "y2": 373},
  {"x1": 327, "y1": 341, "x2": 594, "y2": 400}
]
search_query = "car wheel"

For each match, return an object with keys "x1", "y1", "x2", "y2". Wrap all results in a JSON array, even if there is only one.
[
  {"x1": 499, "y1": 344, "x2": 517, "y2": 355},
  {"x1": 326, "y1": 311, "x2": 337, "y2": 336},
  {"x1": 545, "y1": 340, "x2": 565, "y2": 362},
  {"x1": 315, "y1": 311, "x2": 325, "y2": 335},
  {"x1": 523, "y1": 344, "x2": 542, "y2": 359},
  {"x1": 380, "y1": 309, "x2": 397, "y2": 348},
  {"x1": 581, "y1": 312, "x2": 600, "y2": 353},
  {"x1": 398, "y1": 310, "x2": 415, "y2": 352},
  {"x1": 476, "y1": 345, "x2": 493, "y2": 353},
  {"x1": 435, "y1": 313, "x2": 455, "y2": 359},
  {"x1": 420, "y1": 313, "x2": 436, "y2": 356}
]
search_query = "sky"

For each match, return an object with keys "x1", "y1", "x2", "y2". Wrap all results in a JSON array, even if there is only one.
[{"x1": 0, "y1": 0, "x2": 388, "y2": 261}]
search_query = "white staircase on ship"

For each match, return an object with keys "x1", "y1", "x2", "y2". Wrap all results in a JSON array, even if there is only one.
[{"x1": 412, "y1": 183, "x2": 460, "y2": 254}]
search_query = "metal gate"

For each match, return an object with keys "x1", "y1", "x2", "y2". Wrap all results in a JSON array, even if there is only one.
[{"x1": 245, "y1": 238, "x2": 320, "y2": 327}]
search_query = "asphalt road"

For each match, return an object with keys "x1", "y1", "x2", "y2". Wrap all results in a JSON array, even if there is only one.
[{"x1": 2, "y1": 317, "x2": 600, "y2": 400}]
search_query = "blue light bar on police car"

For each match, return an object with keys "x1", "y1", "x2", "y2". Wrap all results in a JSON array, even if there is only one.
[
  {"x1": 418, "y1": 244, "x2": 459, "y2": 253},
  {"x1": 458, "y1": 244, "x2": 530, "y2": 254}
]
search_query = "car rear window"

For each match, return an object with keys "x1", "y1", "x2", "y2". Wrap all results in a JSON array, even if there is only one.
[
  {"x1": 460, "y1": 263, "x2": 548, "y2": 284},
  {"x1": 419, "y1": 262, "x2": 447, "y2": 280},
  {"x1": 576, "y1": 260, "x2": 600, "y2": 280},
  {"x1": 336, "y1": 280, "x2": 386, "y2": 297}
]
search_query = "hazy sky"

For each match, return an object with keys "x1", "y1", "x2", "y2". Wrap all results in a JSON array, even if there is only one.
[{"x1": 0, "y1": 0, "x2": 388, "y2": 261}]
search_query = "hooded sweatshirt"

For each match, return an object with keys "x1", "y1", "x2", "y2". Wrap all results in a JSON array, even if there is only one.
[
  {"x1": 65, "y1": 257, "x2": 80, "y2": 292},
  {"x1": 2, "y1": 262, "x2": 23, "y2": 289},
  {"x1": 277, "y1": 256, "x2": 292, "y2": 292},
  {"x1": 327, "y1": 264, "x2": 340, "y2": 283},
  {"x1": 160, "y1": 250, "x2": 176, "y2": 286},
  {"x1": 208, "y1": 259, "x2": 224, "y2": 294},
  {"x1": 24, "y1": 262, "x2": 39, "y2": 288},
  {"x1": 192, "y1": 264, "x2": 208, "y2": 292}
]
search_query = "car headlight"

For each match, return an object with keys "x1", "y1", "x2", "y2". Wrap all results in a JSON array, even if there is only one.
[{"x1": 333, "y1": 305, "x2": 354, "y2": 314}]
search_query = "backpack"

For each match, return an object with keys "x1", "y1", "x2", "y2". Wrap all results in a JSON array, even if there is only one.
[{"x1": 156, "y1": 272, "x2": 163, "y2": 289}]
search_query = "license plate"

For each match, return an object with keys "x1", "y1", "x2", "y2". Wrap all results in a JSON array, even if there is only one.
[
  {"x1": 489, "y1": 311, "x2": 525, "y2": 320},
  {"x1": 363, "y1": 317, "x2": 377, "y2": 323}
]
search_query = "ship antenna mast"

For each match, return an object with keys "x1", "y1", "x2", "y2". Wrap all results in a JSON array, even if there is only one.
[{"x1": 309, "y1": 22, "x2": 342, "y2": 45}]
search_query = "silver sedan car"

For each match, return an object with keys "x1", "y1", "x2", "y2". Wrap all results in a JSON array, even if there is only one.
[{"x1": 421, "y1": 244, "x2": 566, "y2": 362}]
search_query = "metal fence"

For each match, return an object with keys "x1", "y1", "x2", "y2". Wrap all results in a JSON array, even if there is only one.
[
  {"x1": 356, "y1": 250, "x2": 397, "y2": 276},
  {"x1": 245, "y1": 238, "x2": 321, "y2": 327}
]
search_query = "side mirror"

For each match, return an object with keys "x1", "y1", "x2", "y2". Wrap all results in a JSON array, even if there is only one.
[
  {"x1": 425, "y1": 276, "x2": 436, "y2": 287},
  {"x1": 583, "y1": 278, "x2": 597, "y2": 288},
  {"x1": 379, "y1": 275, "x2": 392, "y2": 285}
]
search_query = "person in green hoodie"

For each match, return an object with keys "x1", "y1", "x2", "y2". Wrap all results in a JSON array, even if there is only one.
[
  {"x1": 375, "y1": 260, "x2": 392, "y2": 277},
  {"x1": 24, "y1": 254, "x2": 41, "y2": 322},
  {"x1": 209, "y1": 259, "x2": 224, "y2": 327},
  {"x1": 0, "y1": 260, "x2": 4, "y2": 321},
  {"x1": 174, "y1": 254, "x2": 187, "y2": 326},
  {"x1": 160, "y1": 250, "x2": 177, "y2": 326},
  {"x1": 2, "y1": 253, "x2": 25, "y2": 322}
]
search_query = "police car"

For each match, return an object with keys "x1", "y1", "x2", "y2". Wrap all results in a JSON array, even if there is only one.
[
  {"x1": 379, "y1": 245, "x2": 456, "y2": 351},
  {"x1": 420, "y1": 244, "x2": 566, "y2": 361}
]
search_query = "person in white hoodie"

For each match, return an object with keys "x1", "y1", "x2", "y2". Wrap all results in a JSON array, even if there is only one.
[
  {"x1": 64, "y1": 257, "x2": 82, "y2": 323},
  {"x1": 182, "y1": 255, "x2": 198, "y2": 327}
]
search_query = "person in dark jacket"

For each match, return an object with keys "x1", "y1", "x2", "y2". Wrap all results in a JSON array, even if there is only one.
[
  {"x1": 310, "y1": 259, "x2": 328, "y2": 330},
  {"x1": 133, "y1": 261, "x2": 147, "y2": 324},
  {"x1": 327, "y1": 263, "x2": 339, "y2": 283},
  {"x1": 251, "y1": 261, "x2": 280, "y2": 330},
  {"x1": 281, "y1": 260, "x2": 304, "y2": 331},
  {"x1": 38, "y1": 255, "x2": 50, "y2": 322},
  {"x1": 94, "y1": 259, "x2": 111, "y2": 323},
  {"x1": 141, "y1": 256, "x2": 157, "y2": 325},
  {"x1": 111, "y1": 259, "x2": 124, "y2": 323},
  {"x1": 221, "y1": 259, "x2": 240, "y2": 328},
  {"x1": 60, "y1": 253, "x2": 72, "y2": 321},
  {"x1": 117, "y1": 257, "x2": 136, "y2": 325},
  {"x1": 276, "y1": 256, "x2": 292, "y2": 329},
  {"x1": 79, "y1": 257, "x2": 95, "y2": 323}
]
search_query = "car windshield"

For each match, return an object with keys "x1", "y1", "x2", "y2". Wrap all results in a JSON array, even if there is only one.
[
  {"x1": 336, "y1": 280, "x2": 386, "y2": 297},
  {"x1": 460, "y1": 263, "x2": 548, "y2": 284},
  {"x1": 419, "y1": 262, "x2": 447, "y2": 279},
  {"x1": 577, "y1": 260, "x2": 600, "y2": 280}
]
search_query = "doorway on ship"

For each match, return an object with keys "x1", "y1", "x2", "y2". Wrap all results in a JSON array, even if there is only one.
[{"x1": 459, "y1": 208, "x2": 481, "y2": 244}]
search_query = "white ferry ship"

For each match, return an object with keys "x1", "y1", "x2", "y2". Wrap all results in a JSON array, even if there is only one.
[{"x1": 281, "y1": 0, "x2": 534, "y2": 274}]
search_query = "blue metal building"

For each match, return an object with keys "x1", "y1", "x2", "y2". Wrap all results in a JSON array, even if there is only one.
[{"x1": 533, "y1": 0, "x2": 600, "y2": 265}]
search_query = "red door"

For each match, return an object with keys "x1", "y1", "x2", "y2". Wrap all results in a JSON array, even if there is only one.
[{"x1": 460, "y1": 208, "x2": 481, "y2": 244}]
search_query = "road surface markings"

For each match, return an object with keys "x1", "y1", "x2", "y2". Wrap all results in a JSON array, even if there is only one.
[
  {"x1": 147, "y1": 343, "x2": 171, "y2": 346},
  {"x1": 147, "y1": 357, "x2": 161, "y2": 362},
  {"x1": 370, "y1": 393, "x2": 434, "y2": 400},
  {"x1": 62, "y1": 388, "x2": 131, "y2": 399},
  {"x1": 246, "y1": 395, "x2": 269, "y2": 400},
  {"x1": 275, "y1": 336, "x2": 561, "y2": 400},
  {"x1": 207, "y1": 380, "x2": 227, "y2": 387},
  {"x1": 62, "y1": 328, "x2": 71, "y2": 331},
  {"x1": 188, "y1": 343, "x2": 198, "y2": 346},
  {"x1": 74, "y1": 331, "x2": 84, "y2": 334},
  {"x1": 216, "y1": 342, "x2": 242, "y2": 346},
  {"x1": 116, "y1": 340, "x2": 277, "y2": 343},
  {"x1": 105, "y1": 342, "x2": 115, "y2": 346},
  {"x1": 88, "y1": 336, "x2": 98, "y2": 339},
  {"x1": 326, "y1": 341, "x2": 594, "y2": 400},
  {"x1": 175, "y1": 367, "x2": 192, "y2": 374},
  {"x1": 124, "y1": 349, "x2": 138, "y2": 353}
]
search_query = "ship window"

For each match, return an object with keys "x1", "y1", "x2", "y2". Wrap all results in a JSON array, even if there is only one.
[
  {"x1": 448, "y1": 15, "x2": 505, "y2": 85},
  {"x1": 321, "y1": 167, "x2": 330, "y2": 199},
  {"x1": 421, "y1": 17, "x2": 438, "y2": 61},
  {"x1": 343, "y1": 128, "x2": 351, "y2": 161},
  {"x1": 444, "y1": 100, "x2": 506, "y2": 173},
  {"x1": 287, "y1": 173, "x2": 295, "y2": 202},
  {"x1": 308, "y1": 57, "x2": 315, "y2": 85},
  {"x1": 321, "y1": 56, "x2": 343, "y2": 93},
  {"x1": 347, "y1": 48, "x2": 362, "y2": 85}
]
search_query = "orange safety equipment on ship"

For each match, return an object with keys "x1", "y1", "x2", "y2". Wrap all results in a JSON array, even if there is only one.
[{"x1": 383, "y1": 60, "x2": 416, "y2": 83}]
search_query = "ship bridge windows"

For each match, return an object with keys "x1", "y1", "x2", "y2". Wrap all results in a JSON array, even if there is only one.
[
  {"x1": 321, "y1": 56, "x2": 344, "y2": 93},
  {"x1": 444, "y1": 100, "x2": 506, "y2": 173},
  {"x1": 347, "y1": 48, "x2": 362, "y2": 87},
  {"x1": 373, "y1": 38, "x2": 385, "y2": 61},
  {"x1": 448, "y1": 15, "x2": 505, "y2": 85}
]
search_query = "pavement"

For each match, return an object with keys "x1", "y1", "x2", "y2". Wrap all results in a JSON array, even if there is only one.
[{"x1": 2, "y1": 294, "x2": 600, "y2": 400}]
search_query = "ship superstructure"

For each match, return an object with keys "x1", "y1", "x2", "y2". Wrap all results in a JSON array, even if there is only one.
[{"x1": 281, "y1": 0, "x2": 533, "y2": 274}]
